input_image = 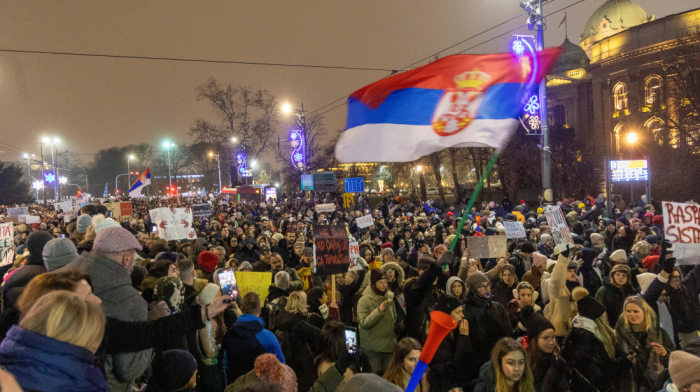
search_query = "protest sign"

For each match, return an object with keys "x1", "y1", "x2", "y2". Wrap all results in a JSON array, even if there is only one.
[
  {"x1": 192, "y1": 203, "x2": 211, "y2": 217},
  {"x1": 662, "y1": 201, "x2": 700, "y2": 265},
  {"x1": 356, "y1": 214, "x2": 374, "y2": 229},
  {"x1": 109, "y1": 201, "x2": 133, "y2": 220},
  {"x1": 0, "y1": 222, "x2": 14, "y2": 266},
  {"x1": 25, "y1": 216, "x2": 41, "y2": 224},
  {"x1": 315, "y1": 203, "x2": 335, "y2": 213},
  {"x1": 297, "y1": 267, "x2": 313, "y2": 290},
  {"x1": 544, "y1": 206, "x2": 575, "y2": 252},
  {"x1": 259, "y1": 202, "x2": 267, "y2": 208},
  {"x1": 18, "y1": 215, "x2": 26, "y2": 222},
  {"x1": 313, "y1": 225, "x2": 349, "y2": 275},
  {"x1": 503, "y1": 222, "x2": 527, "y2": 239},
  {"x1": 234, "y1": 271, "x2": 272, "y2": 303},
  {"x1": 466, "y1": 235, "x2": 507, "y2": 259},
  {"x1": 7, "y1": 207, "x2": 28, "y2": 224},
  {"x1": 149, "y1": 207, "x2": 196, "y2": 240},
  {"x1": 348, "y1": 241, "x2": 363, "y2": 271}
]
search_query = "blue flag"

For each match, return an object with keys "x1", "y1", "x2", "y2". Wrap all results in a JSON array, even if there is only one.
[{"x1": 104, "y1": 183, "x2": 108, "y2": 196}]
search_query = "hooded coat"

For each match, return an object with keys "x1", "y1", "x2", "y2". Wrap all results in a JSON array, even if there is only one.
[
  {"x1": 577, "y1": 248, "x2": 603, "y2": 296},
  {"x1": 2, "y1": 230, "x2": 53, "y2": 310},
  {"x1": 234, "y1": 237, "x2": 261, "y2": 263},
  {"x1": 274, "y1": 310, "x2": 320, "y2": 392},
  {"x1": 547, "y1": 254, "x2": 577, "y2": 337},
  {"x1": 462, "y1": 291, "x2": 511, "y2": 379},
  {"x1": 491, "y1": 266, "x2": 518, "y2": 309},
  {"x1": 221, "y1": 314, "x2": 284, "y2": 384},
  {"x1": 595, "y1": 281, "x2": 636, "y2": 328},
  {"x1": 445, "y1": 276, "x2": 467, "y2": 302},
  {"x1": 357, "y1": 285, "x2": 397, "y2": 353}
]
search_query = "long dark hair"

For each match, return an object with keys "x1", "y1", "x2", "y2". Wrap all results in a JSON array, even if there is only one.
[
  {"x1": 525, "y1": 330, "x2": 559, "y2": 372},
  {"x1": 313, "y1": 320, "x2": 345, "y2": 374}
]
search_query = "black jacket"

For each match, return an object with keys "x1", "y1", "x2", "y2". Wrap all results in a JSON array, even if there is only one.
[
  {"x1": 491, "y1": 276, "x2": 517, "y2": 309},
  {"x1": 403, "y1": 263, "x2": 441, "y2": 341},
  {"x1": 234, "y1": 237, "x2": 261, "y2": 263},
  {"x1": 275, "y1": 311, "x2": 320, "y2": 392},
  {"x1": 594, "y1": 282, "x2": 636, "y2": 327},
  {"x1": 462, "y1": 292, "x2": 511, "y2": 380},
  {"x1": 2, "y1": 231, "x2": 53, "y2": 310}
]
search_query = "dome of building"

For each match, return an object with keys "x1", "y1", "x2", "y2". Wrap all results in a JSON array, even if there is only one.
[
  {"x1": 551, "y1": 38, "x2": 591, "y2": 74},
  {"x1": 581, "y1": 0, "x2": 648, "y2": 42}
]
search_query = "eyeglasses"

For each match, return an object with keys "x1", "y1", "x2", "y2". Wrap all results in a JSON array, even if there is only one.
[{"x1": 477, "y1": 283, "x2": 491, "y2": 290}]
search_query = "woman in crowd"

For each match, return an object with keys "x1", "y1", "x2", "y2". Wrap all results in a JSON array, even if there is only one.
[
  {"x1": 595, "y1": 264, "x2": 636, "y2": 327},
  {"x1": 446, "y1": 276, "x2": 467, "y2": 303},
  {"x1": 474, "y1": 337, "x2": 536, "y2": 392},
  {"x1": 307, "y1": 287, "x2": 329, "y2": 329},
  {"x1": 627, "y1": 240, "x2": 651, "y2": 289},
  {"x1": 519, "y1": 306, "x2": 567, "y2": 391},
  {"x1": 197, "y1": 283, "x2": 227, "y2": 392},
  {"x1": 492, "y1": 265, "x2": 518, "y2": 309},
  {"x1": 612, "y1": 225, "x2": 636, "y2": 255},
  {"x1": 313, "y1": 320, "x2": 357, "y2": 390},
  {"x1": 382, "y1": 338, "x2": 428, "y2": 391},
  {"x1": 357, "y1": 269, "x2": 397, "y2": 375}
]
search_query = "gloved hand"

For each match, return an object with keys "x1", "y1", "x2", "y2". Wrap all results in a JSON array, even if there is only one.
[
  {"x1": 561, "y1": 244, "x2": 571, "y2": 258},
  {"x1": 660, "y1": 239, "x2": 671, "y2": 261},
  {"x1": 437, "y1": 250, "x2": 455, "y2": 267},
  {"x1": 663, "y1": 257, "x2": 676, "y2": 273}
]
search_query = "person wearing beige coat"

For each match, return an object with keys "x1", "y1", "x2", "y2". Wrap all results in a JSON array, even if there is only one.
[{"x1": 545, "y1": 251, "x2": 580, "y2": 340}]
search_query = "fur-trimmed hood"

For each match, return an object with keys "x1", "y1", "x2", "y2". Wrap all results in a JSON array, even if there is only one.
[{"x1": 381, "y1": 261, "x2": 405, "y2": 286}]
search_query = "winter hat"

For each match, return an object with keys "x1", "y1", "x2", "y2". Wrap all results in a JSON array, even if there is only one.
[
  {"x1": 436, "y1": 293, "x2": 463, "y2": 315},
  {"x1": 155, "y1": 251, "x2": 178, "y2": 263},
  {"x1": 302, "y1": 247, "x2": 313, "y2": 256},
  {"x1": 532, "y1": 252, "x2": 548, "y2": 270},
  {"x1": 645, "y1": 235, "x2": 659, "y2": 245},
  {"x1": 340, "y1": 373, "x2": 403, "y2": 392},
  {"x1": 610, "y1": 249, "x2": 627, "y2": 264},
  {"x1": 199, "y1": 283, "x2": 220, "y2": 305},
  {"x1": 610, "y1": 264, "x2": 631, "y2": 284},
  {"x1": 84, "y1": 225, "x2": 97, "y2": 242},
  {"x1": 238, "y1": 261, "x2": 253, "y2": 271},
  {"x1": 590, "y1": 233, "x2": 604, "y2": 245},
  {"x1": 42, "y1": 238, "x2": 78, "y2": 271},
  {"x1": 636, "y1": 273, "x2": 657, "y2": 295},
  {"x1": 150, "y1": 349, "x2": 198, "y2": 391},
  {"x1": 395, "y1": 247, "x2": 409, "y2": 261},
  {"x1": 197, "y1": 251, "x2": 219, "y2": 274},
  {"x1": 254, "y1": 354, "x2": 298, "y2": 392},
  {"x1": 546, "y1": 259, "x2": 557, "y2": 272},
  {"x1": 77, "y1": 214, "x2": 92, "y2": 234},
  {"x1": 370, "y1": 269, "x2": 387, "y2": 286},
  {"x1": 572, "y1": 287, "x2": 606, "y2": 320},
  {"x1": 572, "y1": 235, "x2": 584, "y2": 245},
  {"x1": 616, "y1": 216, "x2": 629, "y2": 226},
  {"x1": 154, "y1": 276, "x2": 185, "y2": 312},
  {"x1": 643, "y1": 255, "x2": 659, "y2": 270},
  {"x1": 652, "y1": 215, "x2": 663, "y2": 226},
  {"x1": 540, "y1": 234, "x2": 553, "y2": 245},
  {"x1": 520, "y1": 305, "x2": 554, "y2": 341},
  {"x1": 669, "y1": 350, "x2": 700, "y2": 389},
  {"x1": 567, "y1": 261, "x2": 578, "y2": 270},
  {"x1": 93, "y1": 227, "x2": 143, "y2": 254},
  {"x1": 466, "y1": 271, "x2": 490, "y2": 294},
  {"x1": 536, "y1": 207, "x2": 544, "y2": 214},
  {"x1": 520, "y1": 242, "x2": 536, "y2": 254},
  {"x1": 131, "y1": 265, "x2": 147, "y2": 289}
]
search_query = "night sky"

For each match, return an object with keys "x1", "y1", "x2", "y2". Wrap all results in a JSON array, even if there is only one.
[{"x1": 0, "y1": 0, "x2": 696, "y2": 163}]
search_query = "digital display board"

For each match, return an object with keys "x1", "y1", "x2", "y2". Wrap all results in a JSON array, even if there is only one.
[{"x1": 610, "y1": 160, "x2": 648, "y2": 182}]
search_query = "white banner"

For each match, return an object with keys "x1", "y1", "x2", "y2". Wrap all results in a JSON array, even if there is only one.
[
  {"x1": 503, "y1": 221, "x2": 526, "y2": 239},
  {"x1": 24, "y1": 216, "x2": 41, "y2": 224},
  {"x1": 348, "y1": 241, "x2": 362, "y2": 271},
  {"x1": 544, "y1": 206, "x2": 574, "y2": 252},
  {"x1": 0, "y1": 222, "x2": 14, "y2": 266},
  {"x1": 316, "y1": 203, "x2": 335, "y2": 213},
  {"x1": 149, "y1": 207, "x2": 196, "y2": 241},
  {"x1": 662, "y1": 201, "x2": 700, "y2": 265},
  {"x1": 7, "y1": 207, "x2": 28, "y2": 220},
  {"x1": 356, "y1": 214, "x2": 374, "y2": 229}
]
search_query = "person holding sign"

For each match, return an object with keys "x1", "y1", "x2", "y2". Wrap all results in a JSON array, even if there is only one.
[{"x1": 357, "y1": 269, "x2": 397, "y2": 375}]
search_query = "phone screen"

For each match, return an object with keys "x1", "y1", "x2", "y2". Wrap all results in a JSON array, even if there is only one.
[
  {"x1": 60, "y1": 234, "x2": 65, "y2": 238},
  {"x1": 217, "y1": 268, "x2": 239, "y2": 302},
  {"x1": 344, "y1": 327, "x2": 358, "y2": 356},
  {"x1": 152, "y1": 226, "x2": 157, "y2": 233}
]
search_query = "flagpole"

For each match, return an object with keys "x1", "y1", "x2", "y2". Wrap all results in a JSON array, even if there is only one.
[
  {"x1": 565, "y1": 12, "x2": 568, "y2": 40},
  {"x1": 449, "y1": 150, "x2": 500, "y2": 252}
]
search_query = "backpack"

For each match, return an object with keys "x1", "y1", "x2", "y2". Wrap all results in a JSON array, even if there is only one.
[
  {"x1": 274, "y1": 327, "x2": 295, "y2": 364},
  {"x1": 262, "y1": 296, "x2": 287, "y2": 332}
]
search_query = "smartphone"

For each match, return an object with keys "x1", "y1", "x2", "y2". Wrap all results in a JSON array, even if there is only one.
[
  {"x1": 217, "y1": 268, "x2": 239, "y2": 302},
  {"x1": 152, "y1": 226, "x2": 157, "y2": 233},
  {"x1": 60, "y1": 234, "x2": 65, "y2": 238},
  {"x1": 344, "y1": 326, "x2": 358, "y2": 357}
]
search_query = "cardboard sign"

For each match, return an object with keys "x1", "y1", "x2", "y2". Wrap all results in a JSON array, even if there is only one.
[
  {"x1": 662, "y1": 201, "x2": 700, "y2": 265},
  {"x1": 348, "y1": 242, "x2": 363, "y2": 271},
  {"x1": 109, "y1": 201, "x2": 133, "y2": 220},
  {"x1": 467, "y1": 235, "x2": 508, "y2": 259},
  {"x1": 192, "y1": 203, "x2": 212, "y2": 217},
  {"x1": 24, "y1": 216, "x2": 41, "y2": 224},
  {"x1": 0, "y1": 222, "x2": 14, "y2": 266},
  {"x1": 503, "y1": 222, "x2": 527, "y2": 239},
  {"x1": 544, "y1": 206, "x2": 575, "y2": 252},
  {"x1": 234, "y1": 271, "x2": 273, "y2": 303},
  {"x1": 316, "y1": 203, "x2": 335, "y2": 213},
  {"x1": 149, "y1": 207, "x2": 196, "y2": 240},
  {"x1": 297, "y1": 267, "x2": 312, "y2": 291},
  {"x1": 356, "y1": 214, "x2": 374, "y2": 229},
  {"x1": 313, "y1": 225, "x2": 350, "y2": 275},
  {"x1": 7, "y1": 207, "x2": 28, "y2": 224}
]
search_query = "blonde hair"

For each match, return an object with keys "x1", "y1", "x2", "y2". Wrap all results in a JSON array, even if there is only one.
[
  {"x1": 631, "y1": 241, "x2": 651, "y2": 259},
  {"x1": 20, "y1": 291, "x2": 105, "y2": 353},
  {"x1": 286, "y1": 291, "x2": 308, "y2": 314},
  {"x1": 490, "y1": 338, "x2": 536, "y2": 392},
  {"x1": 623, "y1": 296, "x2": 656, "y2": 332}
]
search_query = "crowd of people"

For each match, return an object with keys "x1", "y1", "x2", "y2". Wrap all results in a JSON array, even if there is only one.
[{"x1": 0, "y1": 190, "x2": 699, "y2": 392}]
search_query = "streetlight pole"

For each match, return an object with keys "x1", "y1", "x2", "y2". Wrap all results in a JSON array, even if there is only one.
[
  {"x1": 209, "y1": 152, "x2": 222, "y2": 194},
  {"x1": 22, "y1": 154, "x2": 34, "y2": 181},
  {"x1": 535, "y1": 0, "x2": 552, "y2": 204},
  {"x1": 40, "y1": 142, "x2": 46, "y2": 205},
  {"x1": 282, "y1": 102, "x2": 309, "y2": 198},
  {"x1": 163, "y1": 142, "x2": 173, "y2": 188}
]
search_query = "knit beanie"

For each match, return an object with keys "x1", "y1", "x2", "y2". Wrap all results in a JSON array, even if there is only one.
[
  {"x1": 303, "y1": 247, "x2": 314, "y2": 256},
  {"x1": 520, "y1": 305, "x2": 554, "y2": 341},
  {"x1": 77, "y1": 214, "x2": 92, "y2": 234},
  {"x1": 540, "y1": 234, "x2": 553, "y2": 244},
  {"x1": 254, "y1": 354, "x2": 298, "y2": 392},
  {"x1": 669, "y1": 350, "x2": 700, "y2": 389},
  {"x1": 610, "y1": 249, "x2": 627, "y2": 264},
  {"x1": 42, "y1": 238, "x2": 79, "y2": 271},
  {"x1": 150, "y1": 349, "x2": 197, "y2": 391},
  {"x1": 436, "y1": 293, "x2": 463, "y2": 315},
  {"x1": 532, "y1": 252, "x2": 548, "y2": 270},
  {"x1": 521, "y1": 242, "x2": 536, "y2": 254},
  {"x1": 238, "y1": 261, "x2": 253, "y2": 271},
  {"x1": 611, "y1": 264, "x2": 631, "y2": 283},
  {"x1": 340, "y1": 374, "x2": 403, "y2": 392},
  {"x1": 199, "y1": 283, "x2": 220, "y2": 305},
  {"x1": 590, "y1": 233, "x2": 604, "y2": 245},
  {"x1": 370, "y1": 269, "x2": 386, "y2": 286},
  {"x1": 466, "y1": 271, "x2": 490, "y2": 294},
  {"x1": 572, "y1": 287, "x2": 606, "y2": 319},
  {"x1": 197, "y1": 251, "x2": 219, "y2": 273},
  {"x1": 395, "y1": 247, "x2": 409, "y2": 261},
  {"x1": 93, "y1": 214, "x2": 121, "y2": 233},
  {"x1": 636, "y1": 273, "x2": 657, "y2": 295},
  {"x1": 84, "y1": 225, "x2": 97, "y2": 242},
  {"x1": 645, "y1": 235, "x2": 659, "y2": 245}
]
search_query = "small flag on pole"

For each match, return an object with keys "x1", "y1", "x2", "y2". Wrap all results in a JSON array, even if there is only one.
[
  {"x1": 558, "y1": 13, "x2": 567, "y2": 28},
  {"x1": 104, "y1": 183, "x2": 108, "y2": 196},
  {"x1": 128, "y1": 168, "x2": 151, "y2": 197}
]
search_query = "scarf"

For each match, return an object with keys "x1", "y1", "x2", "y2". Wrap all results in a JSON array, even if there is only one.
[{"x1": 571, "y1": 315, "x2": 605, "y2": 342}]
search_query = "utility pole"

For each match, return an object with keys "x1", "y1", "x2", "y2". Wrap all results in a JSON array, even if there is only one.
[
  {"x1": 536, "y1": 0, "x2": 552, "y2": 204},
  {"x1": 40, "y1": 143, "x2": 46, "y2": 206}
]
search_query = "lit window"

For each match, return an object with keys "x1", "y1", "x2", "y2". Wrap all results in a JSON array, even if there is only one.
[
  {"x1": 645, "y1": 117, "x2": 665, "y2": 146},
  {"x1": 614, "y1": 123, "x2": 626, "y2": 154},
  {"x1": 614, "y1": 83, "x2": 628, "y2": 111},
  {"x1": 645, "y1": 76, "x2": 662, "y2": 106}
]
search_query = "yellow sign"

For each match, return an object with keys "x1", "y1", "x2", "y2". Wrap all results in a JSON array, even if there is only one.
[
  {"x1": 234, "y1": 271, "x2": 272, "y2": 303},
  {"x1": 368, "y1": 261, "x2": 383, "y2": 271},
  {"x1": 297, "y1": 267, "x2": 312, "y2": 291},
  {"x1": 343, "y1": 193, "x2": 354, "y2": 209}
]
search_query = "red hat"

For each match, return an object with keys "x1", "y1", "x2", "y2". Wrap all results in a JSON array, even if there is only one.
[
  {"x1": 520, "y1": 200, "x2": 526, "y2": 205},
  {"x1": 652, "y1": 215, "x2": 663, "y2": 226},
  {"x1": 447, "y1": 211, "x2": 454, "y2": 218},
  {"x1": 31, "y1": 223, "x2": 39, "y2": 230},
  {"x1": 197, "y1": 251, "x2": 218, "y2": 273},
  {"x1": 381, "y1": 242, "x2": 393, "y2": 249}
]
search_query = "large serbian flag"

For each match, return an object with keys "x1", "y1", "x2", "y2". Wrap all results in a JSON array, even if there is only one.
[
  {"x1": 336, "y1": 49, "x2": 561, "y2": 162},
  {"x1": 128, "y1": 168, "x2": 151, "y2": 197}
]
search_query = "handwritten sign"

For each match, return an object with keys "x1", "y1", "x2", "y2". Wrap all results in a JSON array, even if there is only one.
[
  {"x1": 356, "y1": 214, "x2": 374, "y2": 229},
  {"x1": 316, "y1": 203, "x2": 335, "y2": 213},
  {"x1": 348, "y1": 241, "x2": 362, "y2": 271},
  {"x1": 544, "y1": 206, "x2": 574, "y2": 252},
  {"x1": 0, "y1": 222, "x2": 14, "y2": 266},
  {"x1": 192, "y1": 203, "x2": 212, "y2": 217},
  {"x1": 234, "y1": 271, "x2": 273, "y2": 303},
  {"x1": 24, "y1": 216, "x2": 41, "y2": 224},
  {"x1": 503, "y1": 222, "x2": 527, "y2": 239},
  {"x1": 313, "y1": 225, "x2": 350, "y2": 275},
  {"x1": 467, "y1": 235, "x2": 508, "y2": 259},
  {"x1": 109, "y1": 202, "x2": 133, "y2": 220},
  {"x1": 297, "y1": 267, "x2": 312, "y2": 291},
  {"x1": 7, "y1": 207, "x2": 28, "y2": 224},
  {"x1": 149, "y1": 207, "x2": 196, "y2": 240},
  {"x1": 662, "y1": 201, "x2": 700, "y2": 265}
]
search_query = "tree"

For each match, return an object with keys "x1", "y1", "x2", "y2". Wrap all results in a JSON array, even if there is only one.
[
  {"x1": 0, "y1": 162, "x2": 33, "y2": 205},
  {"x1": 190, "y1": 78, "x2": 281, "y2": 162}
]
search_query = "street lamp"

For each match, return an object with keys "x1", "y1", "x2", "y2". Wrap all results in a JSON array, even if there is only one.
[
  {"x1": 42, "y1": 137, "x2": 59, "y2": 200},
  {"x1": 626, "y1": 133, "x2": 637, "y2": 144},
  {"x1": 127, "y1": 155, "x2": 135, "y2": 185},
  {"x1": 281, "y1": 103, "x2": 292, "y2": 114},
  {"x1": 163, "y1": 142, "x2": 175, "y2": 188},
  {"x1": 209, "y1": 152, "x2": 222, "y2": 194}
]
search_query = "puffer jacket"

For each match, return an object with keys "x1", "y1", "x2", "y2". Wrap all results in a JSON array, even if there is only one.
[
  {"x1": 198, "y1": 320, "x2": 221, "y2": 366},
  {"x1": 357, "y1": 285, "x2": 397, "y2": 353}
]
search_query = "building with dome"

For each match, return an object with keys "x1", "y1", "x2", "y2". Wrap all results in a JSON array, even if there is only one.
[{"x1": 542, "y1": 0, "x2": 700, "y2": 190}]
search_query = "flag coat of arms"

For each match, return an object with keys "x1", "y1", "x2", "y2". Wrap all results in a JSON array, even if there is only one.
[
  {"x1": 128, "y1": 168, "x2": 151, "y2": 197},
  {"x1": 336, "y1": 49, "x2": 560, "y2": 162}
]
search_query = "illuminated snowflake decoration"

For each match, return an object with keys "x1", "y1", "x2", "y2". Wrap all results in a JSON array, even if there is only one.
[
  {"x1": 294, "y1": 153, "x2": 303, "y2": 162},
  {"x1": 524, "y1": 95, "x2": 539, "y2": 115},
  {"x1": 297, "y1": 162, "x2": 304, "y2": 168},
  {"x1": 44, "y1": 173, "x2": 55, "y2": 183},
  {"x1": 512, "y1": 40, "x2": 525, "y2": 55},
  {"x1": 529, "y1": 116, "x2": 541, "y2": 130},
  {"x1": 291, "y1": 140, "x2": 300, "y2": 148},
  {"x1": 290, "y1": 133, "x2": 298, "y2": 140}
]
